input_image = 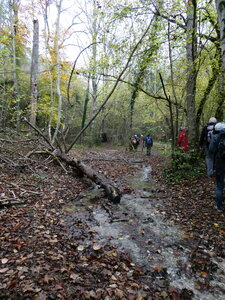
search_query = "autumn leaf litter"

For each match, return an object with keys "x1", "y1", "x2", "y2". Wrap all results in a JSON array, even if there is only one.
[{"x1": 0, "y1": 132, "x2": 225, "y2": 299}]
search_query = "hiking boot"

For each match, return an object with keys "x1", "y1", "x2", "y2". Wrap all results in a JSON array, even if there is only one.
[{"x1": 214, "y1": 205, "x2": 224, "y2": 212}]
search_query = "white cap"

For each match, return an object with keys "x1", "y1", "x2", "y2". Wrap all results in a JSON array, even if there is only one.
[
  {"x1": 215, "y1": 122, "x2": 225, "y2": 131},
  {"x1": 209, "y1": 117, "x2": 217, "y2": 123}
]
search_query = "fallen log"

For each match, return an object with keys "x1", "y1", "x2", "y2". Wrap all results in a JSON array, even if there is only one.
[
  {"x1": 54, "y1": 150, "x2": 121, "y2": 204},
  {"x1": 23, "y1": 117, "x2": 121, "y2": 204},
  {"x1": 0, "y1": 198, "x2": 26, "y2": 208}
]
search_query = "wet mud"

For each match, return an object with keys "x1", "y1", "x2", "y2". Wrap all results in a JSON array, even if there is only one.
[{"x1": 64, "y1": 159, "x2": 225, "y2": 300}]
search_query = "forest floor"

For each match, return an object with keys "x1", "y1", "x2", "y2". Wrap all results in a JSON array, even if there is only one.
[{"x1": 0, "y1": 131, "x2": 225, "y2": 300}]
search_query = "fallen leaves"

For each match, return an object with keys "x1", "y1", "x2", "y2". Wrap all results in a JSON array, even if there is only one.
[
  {"x1": 0, "y1": 268, "x2": 9, "y2": 273},
  {"x1": 69, "y1": 273, "x2": 81, "y2": 281},
  {"x1": 93, "y1": 243, "x2": 101, "y2": 251},
  {"x1": 1, "y1": 134, "x2": 225, "y2": 299},
  {"x1": 43, "y1": 274, "x2": 55, "y2": 284},
  {"x1": 77, "y1": 245, "x2": 85, "y2": 251},
  {"x1": 1, "y1": 258, "x2": 8, "y2": 264}
]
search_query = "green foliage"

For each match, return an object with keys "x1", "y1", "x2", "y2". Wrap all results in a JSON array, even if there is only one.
[
  {"x1": 0, "y1": 0, "x2": 221, "y2": 155},
  {"x1": 153, "y1": 142, "x2": 171, "y2": 156},
  {"x1": 163, "y1": 149, "x2": 205, "y2": 184},
  {"x1": 83, "y1": 133, "x2": 101, "y2": 147}
]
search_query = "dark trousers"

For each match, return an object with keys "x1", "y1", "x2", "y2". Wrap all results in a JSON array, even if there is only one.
[
  {"x1": 146, "y1": 145, "x2": 151, "y2": 156},
  {"x1": 215, "y1": 159, "x2": 225, "y2": 209}
]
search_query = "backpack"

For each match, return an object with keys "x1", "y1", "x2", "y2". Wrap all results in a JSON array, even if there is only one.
[
  {"x1": 218, "y1": 133, "x2": 225, "y2": 159},
  {"x1": 131, "y1": 137, "x2": 137, "y2": 144},
  {"x1": 146, "y1": 136, "x2": 152, "y2": 146},
  {"x1": 135, "y1": 136, "x2": 140, "y2": 142},
  {"x1": 206, "y1": 124, "x2": 214, "y2": 144}
]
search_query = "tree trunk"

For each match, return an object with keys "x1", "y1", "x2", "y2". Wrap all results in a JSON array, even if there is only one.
[
  {"x1": 30, "y1": 19, "x2": 39, "y2": 127},
  {"x1": 185, "y1": 0, "x2": 198, "y2": 147},
  {"x1": 215, "y1": 0, "x2": 225, "y2": 71},
  {"x1": 215, "y1": 0, "x2": 225, "y2": 120},
  {"x1": 9, "y1": 0, "x2": 19, "y2": 130},
  {"x1": 196, "y1": 47, "x2": 221, "y2": 128},
  {"x1": 215, "y1": 72, "x2": 225, "y2": 121},
  {"x1": 52, "y1": 0, "x2": 63, "y2": 143},
  {"x1": 41, "y1": 0, "x2": 54, "y2": 140},
  {"x1": 168, "y1": 22, "x2": 178, "y2": 151},
  {"x1": 81, "y1": 75, "x2": 90, "y2": 129},
  {"x1": 89, "y1": 0, "x2": 99, "y2": 138}
]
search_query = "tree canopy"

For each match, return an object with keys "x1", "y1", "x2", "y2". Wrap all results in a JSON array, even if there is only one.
[{"x1": 0, "y1": 0, "x2": 224, "y2": 151}]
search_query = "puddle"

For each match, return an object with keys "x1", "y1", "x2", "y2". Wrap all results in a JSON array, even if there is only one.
[
  {"x1": 63, "y1": 186, "x2": 105, "y2": 213},
  {"x1": 126, "y1": 166, "x2": 154, "y2": 190},
  {"x1": 64, "y1": 163, "x2": 225, "y2": 300}
]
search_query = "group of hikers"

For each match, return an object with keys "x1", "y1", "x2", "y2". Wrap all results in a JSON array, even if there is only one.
[
  {"x1": 129, "y1": 118, "x2": 225, "y2": 212},
  {"x1": 130, "y1": 134, "x2": 153, "y2": 156},
  {"x1": 199, "y1": 117, "x2": 225, "y2": 212},
  {"x1": 179, "y1": 117, "x2": 225, "y2": 212}
]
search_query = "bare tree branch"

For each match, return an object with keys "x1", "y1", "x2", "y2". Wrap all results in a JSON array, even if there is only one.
[
  {"x1": 66, "y1": 20, "x2": 154, "y2": 153},
  {"x1": 23, "y1": 117, "x2": 54, "y2": 151},
  {"x1": 67, "y1": 42, "x2": 101, "y2": 105}
]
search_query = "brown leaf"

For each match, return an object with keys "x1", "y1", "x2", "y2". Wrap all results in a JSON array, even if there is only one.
[
  {"x1": 95, "y1": 288, "x2": 104, "y2": 299},
  {"x1": 83, "y1": 290, "x2": 97, "y2": 299},
  {"x1": 93, "y1": 243, "x2": 101, "y2": 251},
  {"x1": 43, "y1": 274, "x2": 54, "y2": 284},
  {"x1": 22, "y1": 284, "x2": 36, "y2": 293},
  {"x1": 17, "y1": 266, "x2": 29, "y2": 273},
  {"x1": 36, "y1": 292, "x2": 47, "y2": 300},
  {"x1": 106, "y1": 288, "x2": 114, "y2": 296},
  {"x1": 49, "y1": 239, "x2": 58, "y2": 243},
  {"x1": 1, "y1": 258, "x2": 8, "y2": 264},
  {"x1": 26, "y1": 253, "x2": 34, "y2": 259},
  {"x1": 7, "y1": 280, "x2": 16, "y2": 288},
  {"x1": 154, "y1": 266, "x2": 163, "y2": 271},
  {"x1": 114, "y1": 288, "x2": 124, "y2": 298},
  {"x1": 200, "y1": 272, "x2": 208, "y2": 278},
  {"x1": 129, "y1": 282, "x2": 139, "y2": 288},
  {"x1": 70, "y1": 273, "x2": 80, "y2": 281},
  {"x1": 77, "y1": 245, "x2": 85, "y2": 251},
  {"x1": 60, "y1": 267, "x2": 68, "y2": 273},
  {"x1": 107, "y1": 252, "x2": 117, "y2": 257},
  {"x1": 0, "y1": 268, "x2": 9, "y2": 273},
  {"x1": 31, "y1": 266, "x2": 42, "y2": 274},
  {"x1": 55, "y1": 282, "x2": 64, "y2": 290}
]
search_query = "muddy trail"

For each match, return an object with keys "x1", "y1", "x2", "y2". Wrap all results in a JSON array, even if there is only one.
[
  {"x1": 64, "y1": 148, "x2": 225, "y2": 300},
  {"x1": 1, "y1": 135, "x2": 225, "y2": 300}
]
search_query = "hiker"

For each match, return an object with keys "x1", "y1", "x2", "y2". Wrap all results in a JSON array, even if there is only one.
[
  {"x1": 134, "y1": 135, "x2": 140, "y2": 151},
  {"x1": 140, "y1": 135, "x2": 145, "y2": 152},
  {"x1": 178, "y1": 128, "x2": 188, "y2": 151},
  {"x1": 200, "y1": 117, "x2": 217, "y2": 176},
  {"x1": 209, "y1": 122, "x2": 225, "y2": 212},
  {"x1": 130, "y1": 135, "x2": 138, "y2": 152},
  {"x1": 145, "y1": 134, "x2": 153, "y2": 156}
]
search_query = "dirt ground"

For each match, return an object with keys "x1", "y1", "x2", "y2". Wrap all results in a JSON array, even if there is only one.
[{"x1": 0, "y1": 131, "x2": 225, "y2": 300}]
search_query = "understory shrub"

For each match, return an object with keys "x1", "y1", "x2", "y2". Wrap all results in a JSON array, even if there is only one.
[{"x1": 163, "y1": 149, "x2": 205, "y2": 183}]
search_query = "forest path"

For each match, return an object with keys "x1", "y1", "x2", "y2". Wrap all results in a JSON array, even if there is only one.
[
  {"x1": 1, "y1": 136, "x2": 225, "y2": 299},
  {"x1": 65, "y1": 146, "x2": 225, "y2": 300}
]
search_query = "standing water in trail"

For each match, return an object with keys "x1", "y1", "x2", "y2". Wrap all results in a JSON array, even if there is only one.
[{"x1": 65, "y1": 163, "x2": 225, "y2": 300}]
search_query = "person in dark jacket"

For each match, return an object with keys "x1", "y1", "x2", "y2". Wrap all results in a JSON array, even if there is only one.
[
  {"x1": 145, "y1": 134, "x2": 153, "y2": 156},
  {"x1": 209, "y1": 122, "x2": 225, "y2": 212},
  {"x1": 200, "y1": 117, "x2": 217, "y2": 176}
]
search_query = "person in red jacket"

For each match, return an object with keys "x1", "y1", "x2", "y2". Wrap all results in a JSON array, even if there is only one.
[{"x1": 178, "y1": 128, "x2": 188, "y2": 151}]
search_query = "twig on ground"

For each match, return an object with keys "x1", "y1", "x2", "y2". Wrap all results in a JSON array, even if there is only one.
[{"x1": 0, "y1": 198, "x2": 26, "y2": 208}]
